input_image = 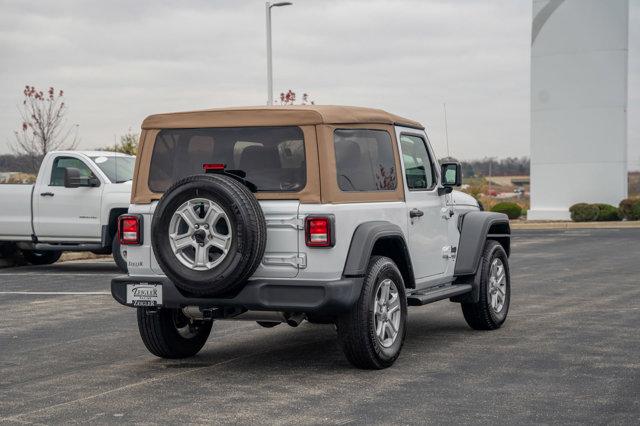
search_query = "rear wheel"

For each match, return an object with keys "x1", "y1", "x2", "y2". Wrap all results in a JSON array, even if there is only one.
[
  {"x1": 137, "y1": 308, "x2": 213, "y2": 359},
  {"x1": 337, "y1": 256, "x2": 407, "y2": 369},
  {"x1": 461, "y1": 240, "x2": 510, "y2": 330},
  {"x1": 22, "y1": 250, "x2": 62, "y2": 266},
  {"x1": 112, "y1": 234, "x2": 128, "y2": 272}
]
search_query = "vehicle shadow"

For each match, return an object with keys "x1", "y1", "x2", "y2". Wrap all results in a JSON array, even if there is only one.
[{"x1": 149, "y1": 312, "x2": 473, "y2": 375}]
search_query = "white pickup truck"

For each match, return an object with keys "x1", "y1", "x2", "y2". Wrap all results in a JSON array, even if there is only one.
[{"x1": 0, "y1": 151, "x2": 134, "y2": 270}]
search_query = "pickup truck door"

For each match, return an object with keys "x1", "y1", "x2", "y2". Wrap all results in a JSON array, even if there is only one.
[
  {"x1": 33, "y1": 155, "x2": 104, "y2": 242},
  {"x1": 396, "y1": 130, "x2": 450, "y2": 283}
]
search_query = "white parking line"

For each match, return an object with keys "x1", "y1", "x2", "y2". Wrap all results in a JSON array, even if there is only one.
[{"x1": 0, "y1": 291, "x2": 110, "y2": 295}]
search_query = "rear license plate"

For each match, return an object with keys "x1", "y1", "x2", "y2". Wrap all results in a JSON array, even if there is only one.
[{"x1": 126, "y1": 283, "x2": 162, "y2": 307}]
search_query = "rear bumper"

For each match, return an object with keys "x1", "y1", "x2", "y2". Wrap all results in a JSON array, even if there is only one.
[{"x1": 111, "y1": 275, "x2": 364, "y2": 313}]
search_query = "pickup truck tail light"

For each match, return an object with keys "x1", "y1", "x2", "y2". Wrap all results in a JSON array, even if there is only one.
[
  {"x1": 118, "y1": 214, "x2": 142, "y2": 245},
  {"x1": 305, "y1": 216, "x2": 334, "y2": 247}
]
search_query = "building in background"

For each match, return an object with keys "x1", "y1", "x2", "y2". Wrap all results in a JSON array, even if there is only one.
[{"x1": 528, "y1": 0, "x2": 629, "y2": 220}]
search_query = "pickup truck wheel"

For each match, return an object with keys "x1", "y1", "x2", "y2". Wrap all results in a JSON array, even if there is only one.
[
  {"x1": 461, "y1": 240, "x2": 510, "y2": 330},
  {"x1": 112, "y1": 234, "x2": 128, "y2": 272},
  {"x1": 337, "y1": 256, "x2": 407, "y2": 369},
  {"x1": 22, "y1": 250, "x2": 62, "y2": 266},
  {"x1": 137, "y1": 308, "x2": 213, "y2": 359},
  {"x1": 151, "y1": 174, "x2": 266, "y2": 296},
  {"x1": 0, "y1": 242, "x2": 17, "y2": 259}
]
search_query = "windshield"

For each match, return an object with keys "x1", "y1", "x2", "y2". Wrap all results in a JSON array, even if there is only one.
[
  {"x1": 91, "y1": 155, "x2": 135, "y2": 183},
  {"x1": 148, "y1": 127, "x2": 306, "y2": 193}
]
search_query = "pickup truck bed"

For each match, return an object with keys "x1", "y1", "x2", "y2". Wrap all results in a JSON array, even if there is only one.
[{"x1": 0, "y1": 185, "x2": 33, "y2": 240}]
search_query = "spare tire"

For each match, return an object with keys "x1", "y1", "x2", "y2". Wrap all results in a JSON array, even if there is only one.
[{"x1": 151, "y1": 174, "x2": 266, "y2": 296}]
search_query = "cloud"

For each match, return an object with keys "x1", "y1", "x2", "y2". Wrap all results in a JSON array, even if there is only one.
[{"x1": 0, "y1": 0, "x2": 637, "y2": 167}]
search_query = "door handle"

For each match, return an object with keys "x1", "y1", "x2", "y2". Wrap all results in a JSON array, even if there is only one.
[
  {"x1": 40, "y1": 192, "x2": 54, "y2": 197},
  {"x1": 409, "y1": 208, "x2": 424, "y2": 218}
]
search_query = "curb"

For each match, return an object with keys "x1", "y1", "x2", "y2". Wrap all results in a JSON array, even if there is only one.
[{"x1": 510, "y1": 221, "x2": 640, "y2": 230}]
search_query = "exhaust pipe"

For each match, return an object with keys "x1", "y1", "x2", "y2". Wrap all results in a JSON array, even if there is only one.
[{"x1": 285, "y1": 313, "x2": 305, "y2": 327}]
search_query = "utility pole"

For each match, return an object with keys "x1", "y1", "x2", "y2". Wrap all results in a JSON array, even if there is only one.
[
  {"x1": 488, "y1": 159, "x2": 493, "y2": 197},
  {"x1": 266, "y1": 2, "x2": 293, "y2": 105}
]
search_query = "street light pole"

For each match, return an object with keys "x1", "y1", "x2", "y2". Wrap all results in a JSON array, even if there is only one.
[{"x1": 266, "y1": 1, "x2": 292, "y2": 105}]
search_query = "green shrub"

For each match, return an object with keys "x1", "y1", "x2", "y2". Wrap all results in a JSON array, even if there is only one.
[
  {"x1": 569, "y1": 203, "x2": 599, "y2": 222},
  {"x1": 619, "y1": 198, "x2": 640, "y2": 220},
  {"x1": 491, "y1": 202, "x2": 522, "y2": 219},
  {"x1": 593, "y1": 204, "x2": 620, "y2": 221}
]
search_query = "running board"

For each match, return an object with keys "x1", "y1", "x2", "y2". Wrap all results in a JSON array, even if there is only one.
[{"x1": 407, "y1": 284, "x2": 472, "y2": 306}]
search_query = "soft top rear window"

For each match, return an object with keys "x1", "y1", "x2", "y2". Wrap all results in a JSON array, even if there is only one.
[{"x1": 148, "y1": 126, "x2": 305, "y2": 193}]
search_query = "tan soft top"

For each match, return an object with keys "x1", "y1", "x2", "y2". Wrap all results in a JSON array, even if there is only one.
[{"x1": 141, "y1": 105, "x2": 424, "y2": 130}]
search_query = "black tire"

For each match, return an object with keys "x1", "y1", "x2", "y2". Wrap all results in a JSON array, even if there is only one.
[
  {"x1": 112, "y1": 234, "x2": 128, "y2": 273},
  {"x1": 337, "y1": 256, "x2": 408, "y2": 369},
  {"x1": 137, "y1": 308, "x2": 213, "y2": 359},
  {"x1": 256, "y1": 321, "x2": 279, "y2": 328},
  {"x1": 151, "y1": 174, "x2": 267, "y2": 296},
  {"x1": 22, "y1": 250, "x2": 62, "y2": 265},
  {"x1": 0, "y1": 242, "x2": 17, "y2": 259},
  {"x1": 461, "y1": 240, "x2": 510, "y2": 330}
]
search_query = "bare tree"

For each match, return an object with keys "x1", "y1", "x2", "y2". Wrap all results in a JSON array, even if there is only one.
[
  {"x1": 13, "y1": 85, "x2": 79, "y2": 172},
  {"x1": 279, "y1": 89, "x2": 315, "y2": 105}
]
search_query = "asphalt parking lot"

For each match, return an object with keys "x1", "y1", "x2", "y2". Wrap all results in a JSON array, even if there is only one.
[{"x1": 1, "y1": 229, "x2": 639, "y2": 424}]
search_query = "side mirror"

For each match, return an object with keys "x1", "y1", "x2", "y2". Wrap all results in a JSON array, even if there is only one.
[
  {"x1": 441, "y1": 162, "x2": 462, "y2": 186},
  {"x1": 438, "y1": 162, "x2": 462, "y2": 195},
  {"x1": 64, "y1": 167, "x2": 100, "y2": 188}
]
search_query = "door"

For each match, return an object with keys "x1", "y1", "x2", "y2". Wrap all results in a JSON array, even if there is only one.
[
  {"x1": 397, "y1": 130, "x2": 450, "y2": 282},
  {"x1": 34, "y1": 155, "x2": 104, "y2": 241}
]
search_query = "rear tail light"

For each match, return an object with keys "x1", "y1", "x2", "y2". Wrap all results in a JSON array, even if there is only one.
[
  {"x1": 305, "y1": 216, "x2": 334, "y2": 247},
  {"x1": 118, "y1": 214, "x2": 142, "y2": 245}
]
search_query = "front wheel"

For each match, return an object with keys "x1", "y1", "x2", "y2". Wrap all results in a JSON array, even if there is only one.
[
  {"x1": 137, "y1": 308, "x2": 213, "y2": 359},
  {"x1": 22, "y1": 249, "x2": 62, "y2": 265},
  {"x1": 337, "y1": 256, "x2": 408, "y2": 369},
  {"x1": 461, "y1": 240, "x2": 511, "y2": 330}
]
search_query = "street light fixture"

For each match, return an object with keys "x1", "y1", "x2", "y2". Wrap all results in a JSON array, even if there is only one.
[{"x1": 266, "y1": 1, "x2": 293, "y2": 105}]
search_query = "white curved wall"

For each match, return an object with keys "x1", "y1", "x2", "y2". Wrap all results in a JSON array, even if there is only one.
[{"x1": 528, "y1": 0, "x2": 629, "y2": 220}]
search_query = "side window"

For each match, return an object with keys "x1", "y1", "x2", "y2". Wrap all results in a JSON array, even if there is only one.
[
  {"x1": 334, "y1": 129, "x2": 397, "y2": 191},
  {"x1": 50, "y1": 157, "x2": 94, "y2": 187},
  {"x1": 400, "y1": 134, "x2": 435, "y2": 190}
]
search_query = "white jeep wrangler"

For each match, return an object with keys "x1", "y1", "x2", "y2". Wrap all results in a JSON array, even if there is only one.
[{"x1": 111, "y1": 105, "x2": 511, "y2": 369}]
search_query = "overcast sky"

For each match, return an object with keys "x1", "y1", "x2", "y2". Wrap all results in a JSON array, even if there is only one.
[{"x1": 0, "y1": 0, "x2": 638, "y2": 168}]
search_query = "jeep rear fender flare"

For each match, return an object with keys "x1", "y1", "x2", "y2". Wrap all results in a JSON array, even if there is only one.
[
  {"x1": 342, "y1": 221, "x2": 415, "y2": 288},
  {"x1": 454, "y1": 211, "x2": 510, "y2": 276}
]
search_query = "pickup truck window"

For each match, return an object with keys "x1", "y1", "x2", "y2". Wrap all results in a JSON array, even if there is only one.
[
  {"x1": 50, "y1": 157, "x2": 94, "y2": 186},
  {"x1": 91, "y1": 156, "x2": 135, "y2": 183},
  {"x1": 334, "y1": 129, "x2": 397, "y2": 192},
  {"x1": 399, "y1": 134, "x2": 436, "y2": 190},
  {"x1": 148, "y1": 127, "x2": 305, "y2": 193}
]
